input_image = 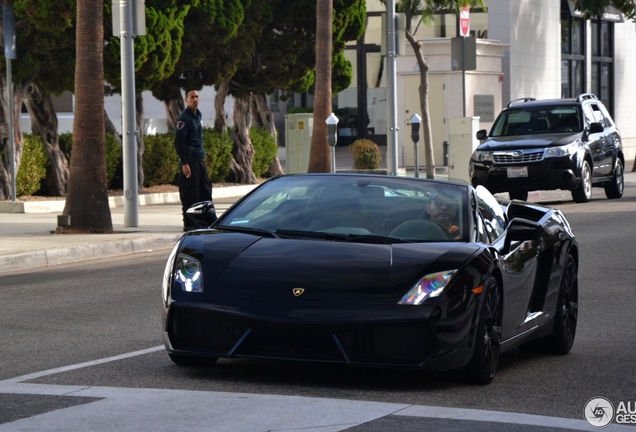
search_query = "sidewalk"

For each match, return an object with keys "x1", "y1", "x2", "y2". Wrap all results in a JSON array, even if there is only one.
[{"x1": 0, "y1": 186, "x2": 257, "y2": 273}]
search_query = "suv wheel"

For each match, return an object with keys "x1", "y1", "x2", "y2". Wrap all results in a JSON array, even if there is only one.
[
  {"x1": 604, "y1": 159, "x2": 624, "y2": 199},
  {"x1": 509, "y1": 191, "x2": 528, "y2": 201},
  {"x1": 571, "y1": 160, "x2": 592, "y2": 203}
]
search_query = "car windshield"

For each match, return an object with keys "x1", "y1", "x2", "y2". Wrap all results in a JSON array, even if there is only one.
[
  {"x1": 490, "y1": 105, "x2": 582, "y2": 137},
  {"x1": 216, "y1": 175, "x2": 470, "y2": 243}
]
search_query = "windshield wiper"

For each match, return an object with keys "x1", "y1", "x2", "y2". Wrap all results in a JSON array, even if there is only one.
[{"x1": 216, "y1": 225, "x2": 279, "y2": 238}]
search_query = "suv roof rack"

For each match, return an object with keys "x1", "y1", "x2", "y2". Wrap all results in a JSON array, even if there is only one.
[
  {"x1": 507, "y1": 98, "x2": 536, "y2": 107},
  {"x1": 577, "y1": 93, "x2": 598, "y2": 102}
]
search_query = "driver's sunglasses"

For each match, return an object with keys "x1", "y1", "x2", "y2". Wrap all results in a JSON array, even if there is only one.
[{"x1": 430, "y1": 194, "x2": 457, "y2": 208}]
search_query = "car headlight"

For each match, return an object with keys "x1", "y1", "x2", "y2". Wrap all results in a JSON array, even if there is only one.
[
  {"x1": 544, "y1": 143, "x2": 577, "y2": 158},
  {"x1": 398, "y1": 270, "x2": 456, "y2": 305},
  {"x1": 472, "y1": 151, "x2": 492, "y2": 162},
  {"x1": 175, "y1": 253, "x2": 204, "y2": 293},
  {"x1": 162, "y1": 242, "x2": 181, "y2": 305}
]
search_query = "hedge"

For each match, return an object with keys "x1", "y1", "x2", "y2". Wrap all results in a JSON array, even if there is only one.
[
  {"x1": 17, "y1": 134, "x2": 49, "y2": 196},
  {"x1": 14, "y1": 127, "x2": 277, "y2": 196}
]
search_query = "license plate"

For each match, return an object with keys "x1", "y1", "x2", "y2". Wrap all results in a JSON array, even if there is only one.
[{"x1": 507, "y1": 166, "x2": 528, "y2": 178}]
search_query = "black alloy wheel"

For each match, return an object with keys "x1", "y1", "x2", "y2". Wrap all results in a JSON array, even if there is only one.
[
  {"x1": 464, "y1": 277, "x2": 502, "y2": 384},
  {"x1": 604, "y1": 159, "x2": 624, "y2": 199},
  {"x1": 547, "y1": 253, "x2": 578, "y2": 354}
]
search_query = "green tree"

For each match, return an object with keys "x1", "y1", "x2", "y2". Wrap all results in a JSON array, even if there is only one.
[
  {"x1": 62, "y1": 0, "x2": 112, "y2": 232},
  {"x1": 0, "y1": 0, "x2": 76, "y2": 199},
  {"x1": 574, "y1": 0, "x2": 635, "y2": 18},
  {"x1": 225, "y1": 0, "x2": 365, "y2": 178},
  {"x1": 103, "y1": 1, "x2": 194, "y2": 191},
  {"x1": 149, "y1": 0, "x2": 246, "y2": 133}
]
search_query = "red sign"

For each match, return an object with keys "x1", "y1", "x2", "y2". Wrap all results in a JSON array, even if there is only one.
[{"x1": 459, "y1": 6, "x2": 470, "y2": 37}]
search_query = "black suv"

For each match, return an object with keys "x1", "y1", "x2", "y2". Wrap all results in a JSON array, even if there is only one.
[{"x1": 469, "y1": 93, "x2": 624, "y2": 203}]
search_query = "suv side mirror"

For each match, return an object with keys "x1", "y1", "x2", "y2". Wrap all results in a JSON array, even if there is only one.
[
  {"x1": 588, "y1": 122, "x2": 604, "y2": 134},
  {"x1": 476, "y1": 129, "x2": 488, "y2": 140}
]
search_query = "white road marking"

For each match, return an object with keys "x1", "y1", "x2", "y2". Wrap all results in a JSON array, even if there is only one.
[{"x1": 0, "y1": 345, "x2": 164, "y2": 385}]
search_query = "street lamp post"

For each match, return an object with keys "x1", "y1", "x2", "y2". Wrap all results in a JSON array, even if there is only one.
[
  {"x1": 326, "y1": 113, "x2": 339, "y2": 173},
  {"x1": 410, "y1": 113, "x2": 421, "y2": 178}
]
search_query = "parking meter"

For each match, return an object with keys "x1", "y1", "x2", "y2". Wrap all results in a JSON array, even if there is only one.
[
  {"x1": 410, "y1": 113, "x2": 422, "y2": 177},
  {"x1": 326, "y1": 113, "x2": 339, "y2": 172},
  {"x1": 326, "y1": 113, "x2": 339, "y2": 147}
]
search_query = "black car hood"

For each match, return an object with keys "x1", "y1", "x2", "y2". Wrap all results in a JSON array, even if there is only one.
[
  {"x1": 181, "y1": 231, "x2": 481, "y2": 305},
  {"x1": 478, "y1": 132, "x2": 581, "y2": 151}
]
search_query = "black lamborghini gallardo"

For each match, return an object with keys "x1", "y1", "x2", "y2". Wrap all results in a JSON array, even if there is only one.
[{"x1": 162, "y1": 174, "x2": 578, "y2": 384}]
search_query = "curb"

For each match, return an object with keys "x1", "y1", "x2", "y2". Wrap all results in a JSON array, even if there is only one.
[{"x1": 0, "y1": 234, "x2": 183, "y2": 273}]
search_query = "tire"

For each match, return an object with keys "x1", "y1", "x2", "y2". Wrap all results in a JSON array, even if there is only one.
[
  {"x1": 463, "y1": 277, "x2": 502, "y2": 384},
  {"x1": 509, "y1": 191, "x2": 528, "y2": 201},
  {"x1": 571, "y1": 160, "x2": 592, "y2": 203},
  {"x1": 545, "y1": 253, "x2": 578, "y2": 354},
  {"x1": 169, "y1": 353, "x2": 219, "y2": 367},
  {"x1": 604, "y1": 159, "x2": 624, "y2": 199}
]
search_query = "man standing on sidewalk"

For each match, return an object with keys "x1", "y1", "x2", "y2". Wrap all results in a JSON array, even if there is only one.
[{"x1": 174, "y1": 88, "x2": 214, "y2": 231}]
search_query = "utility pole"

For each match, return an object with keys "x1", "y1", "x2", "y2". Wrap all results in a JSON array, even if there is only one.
[
  {"x1": 386, "y1": 0, "x2": 399, "y2": 176},
  {"x1": 113, "y1": 0, "x2": 145, "y2": 227}
]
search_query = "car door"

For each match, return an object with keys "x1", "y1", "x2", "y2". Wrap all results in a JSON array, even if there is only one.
[
  {"x1": 475, "y1": 187, "x2": 538, "y2": 341},
  {"x1": 598, "y1": 103, "x2": 621, "y2": 172},
  {"x1": 583, "y1": 103, "x2": 611, "y2": 177}
]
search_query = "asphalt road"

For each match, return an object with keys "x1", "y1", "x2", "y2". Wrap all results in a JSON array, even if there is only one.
[{"x1": 1, "y1": 186, "x2": 635, "y2": 431}]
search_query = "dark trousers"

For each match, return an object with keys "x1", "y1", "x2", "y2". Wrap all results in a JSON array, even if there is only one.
[{"x1": 178, "y1": 158, "x2": 213, "y2": 227}]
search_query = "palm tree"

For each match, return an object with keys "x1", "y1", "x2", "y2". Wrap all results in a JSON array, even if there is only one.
[
  {"x1": 307, "y1": 0, "x2": 332, "y2": 173},
  {"x1": 61, "y1": 0, "x2": 112, "y2": 232}
]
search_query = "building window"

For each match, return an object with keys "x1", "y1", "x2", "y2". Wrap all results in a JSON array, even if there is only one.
[
  {"x1": 561, "y1": 14, "x2": 585, "y2": 98},
  {"x1": 590, "y1": 19, "x2": 614, "y2": 113}
]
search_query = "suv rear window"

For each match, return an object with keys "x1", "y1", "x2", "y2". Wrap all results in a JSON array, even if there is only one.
[{"x1": 491, "y1": 106, "x2": 582, "y2": 137}]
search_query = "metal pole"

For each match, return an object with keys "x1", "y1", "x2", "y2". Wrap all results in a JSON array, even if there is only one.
[
  {"x1": 462, "y1": 36, "x2": 466, "y2": 117},
  {"x1": 386, "y1": 0, "x2": 399, "y2": 176},
  {"x1": 3, "y1": 4, "x2": 16, "y2": 201},
  {"x1": 6, "y1": 59, "x2": 15, "y2": 201},
  {"x1": 119, "y1": 0, "x2": 138, "y2": 227},
  {"x1": 331, "y1": 147, "x2": 336, "y2": 173}
]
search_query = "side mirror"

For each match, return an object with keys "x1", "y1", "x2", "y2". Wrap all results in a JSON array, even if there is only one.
[
  {"x1": 588, "y1": 122, "x2": 604, "y2": 134},
  {"x1": 476, "y1": 129, "x2": 488, "y2": 140},
  {"x1": 503, "y1": 217, "x2": 544, "y2": 255},
  {"x1": 186, "y1": 201, "x2": 218, "y2": 226}
]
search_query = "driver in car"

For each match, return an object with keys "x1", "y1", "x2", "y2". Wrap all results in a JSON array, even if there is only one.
[{"x1": 425, "y1": 192, "x2": 460, "y2": 239}]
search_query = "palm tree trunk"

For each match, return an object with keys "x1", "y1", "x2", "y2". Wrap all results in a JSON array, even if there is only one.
[
  {"x1": 62, "y1": 0, "x2": 112, "y2": 232},
  {"x1": 307, "y1": 0, "x2": 332, "y2": 173}
]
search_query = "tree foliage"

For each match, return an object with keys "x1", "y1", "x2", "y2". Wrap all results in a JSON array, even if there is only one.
[{"x1": 574, "y1": 0, "x2": 635, "y2": 19}]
